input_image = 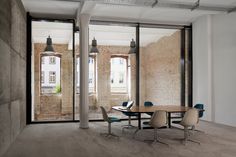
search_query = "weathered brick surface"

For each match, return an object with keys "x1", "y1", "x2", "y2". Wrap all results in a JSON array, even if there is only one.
[{"x1": 140, "y1": 31, "x2": 181, "y2": 105}]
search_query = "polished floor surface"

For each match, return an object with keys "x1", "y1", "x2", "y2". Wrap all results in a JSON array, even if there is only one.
[{"x1": 3, "y1": 120, "x2": 236, "y2": 157}]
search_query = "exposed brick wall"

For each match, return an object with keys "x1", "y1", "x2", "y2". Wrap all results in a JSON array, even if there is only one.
[
  {"x1": 34, "y1": 44, "x2": 73, "y2": 120},
  {"x1": 140, "y1": 31, "x2": 181, "y2": 106}
]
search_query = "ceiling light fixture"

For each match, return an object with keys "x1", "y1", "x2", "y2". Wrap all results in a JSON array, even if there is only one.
[
  {"x1": 90, "y1": 37, "x2": 99, "y2": 54},
  {"x1": 129, "y1": 39, "x2": 136, "y2": 54},
  {"x1": 44, "y1": 36, "x2": 54, "y2": 52}
]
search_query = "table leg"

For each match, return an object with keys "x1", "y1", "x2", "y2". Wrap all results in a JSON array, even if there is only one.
[
  {"x1": 138, "y1": 113, "x2": 141, "y2": 129},
  {"x1": 168, "y1": 112, "x2": 171, "y2": 128}
]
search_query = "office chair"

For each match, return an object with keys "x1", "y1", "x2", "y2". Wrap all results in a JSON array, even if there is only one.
[
  {"x1": 193, "y1": 104, "x2": 205, "y2": 132},
  {"x1": 177, "y1": 108, "x2": 200, "y2": 145},
  {"x1": 121, "y1": 101, "x2": 138, "y2": 131},
  {"x1": 144, "y1": 110, "x2": 168, "y2": 145},
  {"x1": 100, "y1": 106, "x2": 121, "y2": 138},
  {"x1": 172, "y1": 104, "x2": 205, "y2": 126}
]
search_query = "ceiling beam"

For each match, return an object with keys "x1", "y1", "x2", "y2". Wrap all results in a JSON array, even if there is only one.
[
  {"x1": 151, "y1": 0, "x2": 158, "y2": 8},
  {"x1": 97, "y1": 0, "x2": 230, "y2": 13},
  {"x1": 27, "y1": 0, "x2": 236, "y2": 14},
  {"x1": 191, "y1": 0, "x2": 200, "y2": 11},
  {"x1": 227, "y1": 7, "x2": 236, "y2": 13}
]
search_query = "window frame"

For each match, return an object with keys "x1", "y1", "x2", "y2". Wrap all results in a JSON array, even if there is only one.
[
  {"x1": 110, "y1": 55, "x2": 128, "y2": 94},
  {"x1": 40, "y1": 54, "x2": 61, "y2": 95}
]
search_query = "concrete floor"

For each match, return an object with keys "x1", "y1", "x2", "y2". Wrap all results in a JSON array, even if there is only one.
[{"x1": 3, "y1": 120, "x2": 236, "y2": 157}]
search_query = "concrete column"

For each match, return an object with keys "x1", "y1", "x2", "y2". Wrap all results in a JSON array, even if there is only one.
[{"x1": 79, "y1": 14, "x2": 90, "y2": 128}]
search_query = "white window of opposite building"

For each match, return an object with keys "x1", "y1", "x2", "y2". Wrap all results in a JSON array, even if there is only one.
[
  {"x1": 110, "y1": 57, "x2": 127, "y2": 93},
  {"x1": 41, "y1": 56, "x2": 61, "y2": 94}
]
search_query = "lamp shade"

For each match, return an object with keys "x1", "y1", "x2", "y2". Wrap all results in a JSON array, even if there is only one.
[
  {"x1": 44, "y1": 36, "x2": 54, "y2": 52},
  {"x1": 129, "y1": 39, "x2": 136, "y2": 54},
  {"x1": 90, "y1": 37, "x2": 99, "y2": 54}
]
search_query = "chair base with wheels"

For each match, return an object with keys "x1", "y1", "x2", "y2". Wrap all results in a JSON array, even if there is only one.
[
  {"x1": 122, "y1": 114, "x2": 138, "y2": 132},
  {"x1": 181, "y1": 127, "x2": 200, "y2": 145},
  {"x1": 144, "y1": 128, "x2": 168, "y2": 146},
  {"x1": 121, "y1": 101, "x2": 138, "y2": 132},
  {"x1": 175, "y1": 108, "x2": 201, "y2": 145},
  {"x1": 136, "y1": 110, "x2": 168, "y2": 146}
]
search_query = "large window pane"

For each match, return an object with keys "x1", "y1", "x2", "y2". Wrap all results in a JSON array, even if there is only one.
[
  {"x1": 31, "y1": 21, "x2": 73, "y2": 121},
  {"x1": 87, "y1": 24, "x2": 136, "y2": 120},
  {"x1": 140, "y1": 27, "x2": 181, "y2": 106}
]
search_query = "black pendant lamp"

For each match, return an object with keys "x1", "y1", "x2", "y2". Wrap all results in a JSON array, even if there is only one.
[
  {"x1": 44, "y1": 36, "x2": 54, "y2": 52},
  {"x1": 129, "y1": 39, "x2": 136, "y2": 54},
  {"x1": 90, "y1": 37, "x2": 99, "y2": 54}
]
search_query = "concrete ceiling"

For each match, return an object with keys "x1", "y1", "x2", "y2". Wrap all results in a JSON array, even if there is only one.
[
  {"x1": 32, "y1": 21, "x2": 177, "y2": 47},
  {"x1": 22, "y1": 0, "x2": 236, "y2": 25},
  {"x1": 25, "y1": 0, "x2": 236, "y2": 46},
  {"x1": 32, "y1": 21, "x2": 73, "y2": 44}
]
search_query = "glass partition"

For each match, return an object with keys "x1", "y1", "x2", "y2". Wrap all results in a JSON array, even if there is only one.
[
  {"x1": 140, "y1": 27, "x2": 181, "y2": 106},
  {"x1": 87, "y1": 24, "x2": 136, "y2": 120},
  {"x1": 31, "y1": 21, "x2": 74, "y2": 121}
]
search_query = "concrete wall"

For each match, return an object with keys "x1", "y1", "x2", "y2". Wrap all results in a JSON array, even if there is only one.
[
  {"x1": 0, "y1": 0, "x2": 26, "y2": 156},
  {"x1": 212, "y1": 13, "x2": 236, "y2": 126},
  {"x1": 193, "y1": 13, "x2": 236, "y2": 126}
]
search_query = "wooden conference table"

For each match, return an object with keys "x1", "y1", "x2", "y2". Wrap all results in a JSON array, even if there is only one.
[{"x1": 112, "y1": 105, "x2": 192, "y2": 129}]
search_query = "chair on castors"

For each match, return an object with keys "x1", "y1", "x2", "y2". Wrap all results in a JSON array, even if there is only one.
[
  {"x1": 177, "y1": 108, "x2": 200, "y2": 145},
  {"x1": 122, "y1": 101, "x2": 138, "y2": 131},
  {"x1": 144, "y1": 110, "x2": 168, "y2": 145},
  {"x1": 100, "y1": 106, "x2": 121, "y2": 137}
]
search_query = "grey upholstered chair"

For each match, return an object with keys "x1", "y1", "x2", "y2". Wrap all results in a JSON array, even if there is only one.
[
  {"x1": 145, "y1": 110, "x2": 168, "y2": 145},
  {"x1": 178, "y1": 108, "x2": 200, "y2": 145},
  {"x1": 100, "y1": 106, "x2": 121, "y2": 138}
]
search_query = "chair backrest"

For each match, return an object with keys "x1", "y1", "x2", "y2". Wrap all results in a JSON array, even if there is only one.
[
  {"x1": 122, "y1": 101, "x2": 128, "y2": 107},
  {"x1": 144, "y1": 101, "x2": 154, "y2": 107},
  {"x1": 194, "y1": 104, "x2": 204, "y2": 118},
  {"x1": 100, "y1": 106, "x2": 108, "y2": 122},
  {"x1": 150, "y1": 110, "x2": 167, "y2": 128},
  {"x1": 181, "y1": 108, "x2": 199, "y2": 126},
  {"x1": 126, "y1": 100, "x2": 134, "y2": 109}
]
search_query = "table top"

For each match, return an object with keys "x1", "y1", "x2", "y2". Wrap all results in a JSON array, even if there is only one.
[{"x1": 112, "y1": 105, "x2": 192, "y2": 113}]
